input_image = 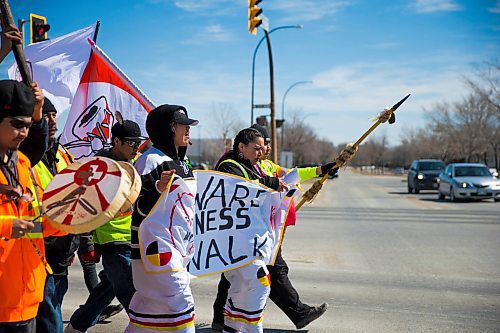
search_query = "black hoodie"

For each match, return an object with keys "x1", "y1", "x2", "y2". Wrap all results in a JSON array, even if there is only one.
[{"x1": 131, "y1": 104, "x2": 194, "y2": 260}]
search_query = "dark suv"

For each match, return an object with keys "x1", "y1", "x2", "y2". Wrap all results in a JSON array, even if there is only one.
[{"x1": 407, "y1": 159, "x2": 445, "y2": 193}]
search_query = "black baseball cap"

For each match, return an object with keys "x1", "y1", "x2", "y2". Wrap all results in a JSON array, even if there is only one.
[
  {"x1": 111, "y1": 120, "x2": 148, "y2": 142},
  {"x1": 251, "y1": 123, "x2": 271, "y2": 143},
  {"x1": 173, "y1": 107, "x2": 199, "y2": 126},
  {"x1": 0, "y1": 80, "x2": 35, "y2": 118},
  {"x1": 42, "y1": 97, "x2": 57, "y2": 114}
]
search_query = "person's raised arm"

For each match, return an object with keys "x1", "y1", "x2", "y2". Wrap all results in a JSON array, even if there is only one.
[{"x1": 0, "y1": 20, "x2": 22, "y2": 63}]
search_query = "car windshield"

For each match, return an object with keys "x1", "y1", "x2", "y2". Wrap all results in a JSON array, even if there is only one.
[
  {"x1": 454, "y1": 166, "x2": 491, "y2": 177},
  {"x1": 418, "y1": 162, "x2": 445, "y2": 171}
]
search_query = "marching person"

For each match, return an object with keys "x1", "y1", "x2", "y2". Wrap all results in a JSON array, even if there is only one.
[
  {"x1": 64, "y1": 120, "x2": 146, "y2": 333},
  {"x1": 33, "y1": 97, "x2": 93, "y2": 333},
  {"x1": 214, "y1": 128, "x2": 287, "y2": 333},
  {"x1": 212, "y1": 124, "x2": 336, "y2": 331},
  {"x1": 0, "y1": 80, "x2": 65, "y2": 333},
  {"x1": 126, "y1": 104, "x2": 198, "y2": 333}
]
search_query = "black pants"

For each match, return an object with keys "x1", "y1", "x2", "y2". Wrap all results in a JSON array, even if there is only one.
[
  {"x1": 213, "y1": 248, "x2": 311, "y2": 325},
  {"x1": 0, "y1": 318, "x2": 36, "y2": 333}
]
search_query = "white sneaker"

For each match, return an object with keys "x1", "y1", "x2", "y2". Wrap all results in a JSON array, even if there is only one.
[{"x1": 63, "y1": 323, "x2": 86, "y2": 333}]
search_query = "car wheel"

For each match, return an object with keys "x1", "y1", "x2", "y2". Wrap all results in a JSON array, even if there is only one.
[
  {"x1": 494, "y1": 197, "x2": 500, "y2": 202},
  {"x1": 450, "y1": 187, "x2": 456, "y2": 202}
]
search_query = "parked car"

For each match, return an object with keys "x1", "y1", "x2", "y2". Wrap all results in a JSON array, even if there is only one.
[
  {"x1": 407, "y1": 159, "x2": 445, "y2": 193},
  {"x1": 437, "y1": 163, "x2": 500, "y2": 202}
]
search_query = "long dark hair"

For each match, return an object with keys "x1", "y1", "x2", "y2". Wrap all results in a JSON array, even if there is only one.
[{"x1": 232, "y1": 128, "x2": 263, "y2": 152}]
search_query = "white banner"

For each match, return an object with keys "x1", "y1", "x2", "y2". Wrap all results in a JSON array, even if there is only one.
[
  {"x1": 136, "y1": 171, "x2": 288, "y2": 278},
  {"x1": 138, "y1": 176, "x2": 196, "y2": 274},
  {"x1": 8, "y1": 24, "x2": 97, "y2": 130},
  {"x1": 60, "y1": 40, "x2": 154, "y2": 159},
  {"x1": 188, "y1": 171, "x2": 285, "y2": 277}
]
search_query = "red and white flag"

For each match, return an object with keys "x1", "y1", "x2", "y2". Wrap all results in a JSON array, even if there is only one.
[
  {"x1": 60, "y1": 39, "x2": 155, "y2": 159},
  {"x1": 8, "y1": 24, "x2": 97, "y2": 129}
]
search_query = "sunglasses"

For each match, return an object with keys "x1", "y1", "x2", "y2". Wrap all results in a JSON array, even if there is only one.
[
  {"x1": 123, "y1": 140, "x2": 140, "y2": 149},
  {"x1": 10, "y1": 118, "x2": 34, "y2": 130}
]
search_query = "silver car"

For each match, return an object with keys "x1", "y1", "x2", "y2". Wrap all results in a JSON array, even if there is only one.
[{"x1": 437, "y1": 163, "x2": 500, "y2": 202}]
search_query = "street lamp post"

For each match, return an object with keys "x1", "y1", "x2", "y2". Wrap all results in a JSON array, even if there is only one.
[
  {"x1": 250, "y1": 24, "x2": 302, "y2": 126},
  {"x1": 281, "y1": 80, "x2": 312, "y2": 149}
]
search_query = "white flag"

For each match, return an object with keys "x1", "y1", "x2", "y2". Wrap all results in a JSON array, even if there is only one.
[
  {"x1": 8, "y1": 24, "x2": 97, "y2": 130},
  {"x1": 60, "y1": 39, "x2": 154, "y2": 159}
]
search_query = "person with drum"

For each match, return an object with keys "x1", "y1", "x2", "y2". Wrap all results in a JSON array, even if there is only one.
[
  {"x1": 33, "y1": 97, "x2": 112, "y2": 333},
  {"x1": 0, "y1": 80, "x2": 65, "y2": 333},
  {"x1": 64, "y1": 120, "x2": 147, "y2": 333},
  {"x1": 125, "y1": 104, "x2": 198, "y2": 333}
]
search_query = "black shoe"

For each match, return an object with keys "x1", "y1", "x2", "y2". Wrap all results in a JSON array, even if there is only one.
[
  {"x1": 295, "y1": 303, "x2": 328, "y2": 329},
  {"x1": 210, "y1": 319, "x2": 224, "y2": 332},
  {"x1": 98, "y1": 304, "x2": 124, "y2": 322}
]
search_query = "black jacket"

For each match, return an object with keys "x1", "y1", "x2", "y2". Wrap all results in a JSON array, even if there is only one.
[{"x1": 131, "y1": 105, "x2": 195, "y2": 260}]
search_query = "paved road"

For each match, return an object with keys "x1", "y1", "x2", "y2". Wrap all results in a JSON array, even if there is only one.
[{"x1": 63, "y1": 170, "x2": 500, "y2": 332}]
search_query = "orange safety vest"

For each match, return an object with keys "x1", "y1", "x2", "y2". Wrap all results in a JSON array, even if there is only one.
[{"x1": 0, "y1": 151, "x2": 64, "y2": 323}]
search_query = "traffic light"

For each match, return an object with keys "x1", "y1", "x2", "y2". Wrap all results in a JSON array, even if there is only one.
[
  {"x1": 248, "y1": 0, "x2": 262, "y2": 35},
  {"x1": 30, "y1": 13, "x2": 50, "y2": 43}
]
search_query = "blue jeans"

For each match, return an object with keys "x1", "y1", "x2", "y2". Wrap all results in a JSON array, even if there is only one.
[
  {"x1": 69, "y1": 245, "x2": 134, "y2": 332},
  {"x1": 79, "y1": 257, "x2": 99, "y2": 292},
  {"x1": 36, "y1": 274, "x2": 68, "y2": 333}
]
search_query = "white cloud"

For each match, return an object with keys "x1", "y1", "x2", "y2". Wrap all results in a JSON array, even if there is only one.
[
  {"x1": 267, "y1": 0, "x2": 355, "y2": 23},
  {"x1": 489, "y1": 0, "x2": 500, "y2": 14},
  {"x1": 171, "y1": 0, "x2": 242, "y2": 14},
  {"x1": 182, "y1": 24, "x2": 235, "y2": 44},
  {"x1": 411, "y1": 0, "x2": 462, "y2": 13},
  {"x1": 281, "y1": 58, "x2": 475, "y2": 144}
]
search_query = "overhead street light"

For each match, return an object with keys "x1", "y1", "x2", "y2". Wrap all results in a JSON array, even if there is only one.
[{"x1": 250, "y1": 24, "x2": 302, "y2": 126}]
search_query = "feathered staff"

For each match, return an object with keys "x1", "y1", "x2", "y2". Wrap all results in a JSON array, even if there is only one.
[{"x1": 295, "y1": 94, "x2": 411, "y2": 211}]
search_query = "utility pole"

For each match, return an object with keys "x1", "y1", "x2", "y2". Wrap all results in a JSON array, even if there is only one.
[{"x1": 263, "y1": 30, "x2": 277, "y2": 162}]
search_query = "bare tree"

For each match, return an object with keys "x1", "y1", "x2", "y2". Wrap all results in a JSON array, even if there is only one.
[
  {"x1": 282, "y1": 111, "x2": 336, "y2": 165},
  {"x1": 210, "y1": 103, "x2": 245, "y2": 143},
  {"x1": 464, "y1": 60, "x2": 500, "y2": 168}
]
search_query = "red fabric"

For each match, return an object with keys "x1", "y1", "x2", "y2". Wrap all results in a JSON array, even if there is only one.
[
  {"x1": 284, "y1": 202, "x2": 297, "y2": 227},
  {"x1": 79, "y1": 250, "x2": 101, "y2": 263}
]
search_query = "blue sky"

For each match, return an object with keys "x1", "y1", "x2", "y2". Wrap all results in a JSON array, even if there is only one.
[{"x1": 2, "y1": 0, "x2": 499, "y2": 145}]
